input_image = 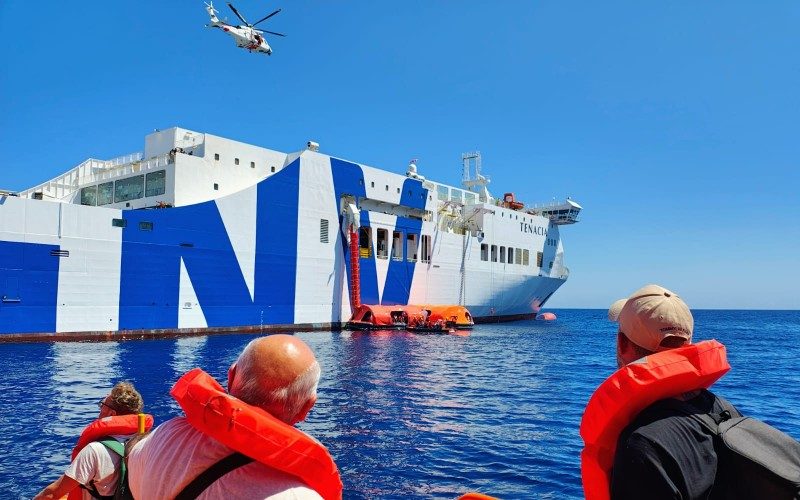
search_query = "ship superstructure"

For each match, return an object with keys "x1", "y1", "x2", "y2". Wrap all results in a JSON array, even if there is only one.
[{"x1": 0, "y1": 127, "x2": 580, "y2": 339}]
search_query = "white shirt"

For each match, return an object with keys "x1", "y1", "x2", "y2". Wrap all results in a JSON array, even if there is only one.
[
  {"x1": 127, "y1": 417, "x2": 322, "y2": 500},
  {"x1": 65, "y1": 436, "x2": 129, "y2": 500}
]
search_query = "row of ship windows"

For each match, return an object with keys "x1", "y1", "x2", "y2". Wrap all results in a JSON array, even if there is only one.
[
  {"x1": 319, "y1": 220, "x2": 432, "y2": 262},
  {"x1": 480, "y1": 244, "x2": 550, "y2": 268},
  {"x1": 212, "y1": 154, "x2": 278, "y2": 173},
  {"x1": 80, "y1": 171, "x2": 166, "y2": 206},
  {"x1": 111, "y1": 219, "x2": 152, "y2": 231},
  {"x1": 319, "y1": 220, "x2": 550, "y2": 268},
  {"x1": 481, "y1": 244, "x2": 529, "y2": 265},
  {"x1": 501, "y1": 212, "x2": 531, "y2": 221},
  {"x1": 437, "y1": 185, "x2": 477, "y2": 205},
  {"x1": 358, "y1": 227, "x2": 432, "y2": 263}
]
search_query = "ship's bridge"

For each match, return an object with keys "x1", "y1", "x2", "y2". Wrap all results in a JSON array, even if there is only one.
[
  {"x1": 531, "y1": 199, "x2": 582, "y2": 225},
  {"x1": 15, "y1": 127, "x2": 289, "y2": 209}
]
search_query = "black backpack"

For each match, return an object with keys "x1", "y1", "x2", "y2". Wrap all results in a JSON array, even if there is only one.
[{"x1": 662, "y1": 398, "x2": 800, "y2": 499}]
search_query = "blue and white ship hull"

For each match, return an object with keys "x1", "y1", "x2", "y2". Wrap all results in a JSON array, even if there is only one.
[{"x1": 0, "y1": 128, "x2": 579, "y2": 340}]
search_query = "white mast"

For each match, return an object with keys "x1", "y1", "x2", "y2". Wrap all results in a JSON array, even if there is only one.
[{"x1": 461, "y1": 151, "x2": 492, "y2": 202}]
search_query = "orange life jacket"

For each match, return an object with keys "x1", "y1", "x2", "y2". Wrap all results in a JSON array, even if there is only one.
[
  {"x1": 579, "y1": 340, "x2": 730, "y2": 500},
  {"x1": 69, "y1": 413, "x2": 154, "y2": 500},
  {"x1": 71, "y1": 414, "x2": 154, "y2": 460},
  {"x1": 171, "y1": 368, "x2": 343, "y2": 500}
]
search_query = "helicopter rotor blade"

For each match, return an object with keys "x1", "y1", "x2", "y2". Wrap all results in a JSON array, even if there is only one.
[
  {"x1": 258, "y1": 29, "x2": 286, "y2": 37},
  {"x1": 227, "y1": 3, "x2": 249, "y2": 25},
  {"x1": 252, "y1": 9, "x2": 281, "y2": 27}
]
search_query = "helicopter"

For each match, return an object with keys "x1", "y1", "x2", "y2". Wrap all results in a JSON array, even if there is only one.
[{"x1": 205, "y1": 2, "x2": 285, "y2": 55}]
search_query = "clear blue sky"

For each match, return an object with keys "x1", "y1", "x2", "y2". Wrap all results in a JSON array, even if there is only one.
[{"x1": 1, "y1": 1, "x2": 798, "y2": 309}]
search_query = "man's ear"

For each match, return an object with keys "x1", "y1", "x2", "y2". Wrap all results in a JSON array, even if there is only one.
[
  {"x1": 292, "y1": 395, "x2": 317, "y2": 425},
  {"x1": 227, "y1": 362, "x2": 237, "y2": 392},
  {"x1": 616, "y1": 331, "x2": 629, "y2": 368}
]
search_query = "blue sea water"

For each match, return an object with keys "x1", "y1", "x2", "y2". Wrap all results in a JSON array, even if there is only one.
[{"x1": 1, "y1": 309, "x2": 798, "y2": 499}]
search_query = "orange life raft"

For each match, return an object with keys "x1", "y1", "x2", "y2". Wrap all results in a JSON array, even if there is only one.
[
  {"x1": 171, "y1": 368, "x2": 343, "y2": 500},
  {"x1": 347, "y1": 304, "x2": 425, "y2": 329},
  {"x1": 579, "y1": 340, "x2": 730, "y2": 500},
  {"x1": 418, "y1": 305, "x2": 474, "y2": 329},
  {"x1": 348, "y1": 304, "x2": 474, "y2": 330}
]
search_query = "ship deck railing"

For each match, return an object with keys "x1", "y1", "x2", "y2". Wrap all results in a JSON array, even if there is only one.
[{"x1": 17, "y1": 152, "x2": 171, "y2": 202}]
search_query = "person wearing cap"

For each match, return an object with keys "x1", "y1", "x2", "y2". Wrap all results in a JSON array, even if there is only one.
[
  {"x1": 583, "y1": 284, "x2": 740, "y2": 500},
  {"x1": 607, "y1": 284, "x2": 696, "y2": 369}
]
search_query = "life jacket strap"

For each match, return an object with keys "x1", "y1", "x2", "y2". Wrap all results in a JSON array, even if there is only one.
[
  {"x1": 174, "y1": 452, "x2": 255, "y2": 500},
  {"x1": 98, "y1": 439, "x2": 125, "y2": 457},
  {"x1": 77, "y1": 439, "x2": 124, "y2": 500}
]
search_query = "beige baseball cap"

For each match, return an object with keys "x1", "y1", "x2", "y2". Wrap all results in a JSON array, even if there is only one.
[{"x1": 608, "y1": 284, "x2": 693, "y2": 352}]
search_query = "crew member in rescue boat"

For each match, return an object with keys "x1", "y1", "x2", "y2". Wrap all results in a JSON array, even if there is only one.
[
  {"x1": 127, "y1": 335, "x2": 341, "y2": 499},
  {"x1": 580, "y1": 284, "x2": 740, "y2": 500},
  {"x1": 34, "y1": 382, "x2": 146, "y2": 500}
]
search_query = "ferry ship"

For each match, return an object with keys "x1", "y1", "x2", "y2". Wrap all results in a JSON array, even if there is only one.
[{"x1": 0, "y1": 128, "x2": 581, "y2": 340}]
